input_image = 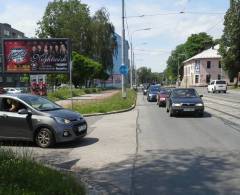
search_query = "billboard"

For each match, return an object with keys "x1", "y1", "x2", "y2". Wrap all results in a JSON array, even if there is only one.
[{"x1": 3, "y1": 39, "x2": 70, "y2": 73}]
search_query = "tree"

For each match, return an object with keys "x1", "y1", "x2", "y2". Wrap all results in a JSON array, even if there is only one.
[
  {"x1": 137, "y1": 67, "x2": 163, "y2": 84},
  {"x1": 165, "y1": 33, "x2": 214, "y2": 81},
  {"x1": 137, "y1": 67, "x2": 152, "y2": 84},
  {"x1": 72, "y1": 51, "x2": 102, "y2": 87},
  {"x1": 36, "y1": 0, "x2": 92, "y2": 56},
  {"x1": 37, "y1": 1, "x2": 117, "y2": 82},
  {"x1": 219, "y1": 0, "x2": 240, "y2": 85},
  {"x1": 91, "y1": 8, "x2": 117, "y2": 75}
]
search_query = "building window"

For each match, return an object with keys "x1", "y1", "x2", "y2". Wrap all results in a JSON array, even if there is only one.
[
  {"x1": 219, "y1": 61, "x2": 221, "y2": 68},
  {"x1": 218, "y1": 74, "x2": 221, "y2": 80},
  {"x1": 207, "y1": 61, "x2": 211, "y2": 69},
  {"x1": 195, "y1": 75, "x2": 199, "y2": 84},
  {"x1": 0, "y1": 77, "x2": 3, "y2": 82},
  {"x1": 206, "y1": 74, "x2": 211, "y2": 84},
  {"x1": 3, "y1": 29, "x2": 10, "y2": 36},
  {"x1": 0, "y1": 56, "x2": 2, "y2": 63}
]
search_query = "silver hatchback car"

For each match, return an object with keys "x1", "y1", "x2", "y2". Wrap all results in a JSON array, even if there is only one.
[{"x1": 0, "y1": 94, "x2": 87, "y2": 148}]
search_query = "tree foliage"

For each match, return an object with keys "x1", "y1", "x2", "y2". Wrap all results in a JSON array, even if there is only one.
[
  {"x1": 137, "y1": 67, "x2": 163, "y2": 84},
  {"x1": 219, "y1": 0, "x2": 240, "y2": 83},
  {"x1": 72, "y1": 51, "x2": 102, "y2": 87},
  {"x1": 36, "y1": 0, "x2": 117, "y2": 85},
  {"x1": 165, "y1": 33, "x2": 214, "y2": 81}
]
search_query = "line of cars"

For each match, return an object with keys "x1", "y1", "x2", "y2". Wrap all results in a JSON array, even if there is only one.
[{"x1": 143, "y1": 84, "x2": 205, "y2": 117}]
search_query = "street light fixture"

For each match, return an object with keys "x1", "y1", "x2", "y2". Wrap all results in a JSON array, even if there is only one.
[{"x1": 130, "y1": 28, "x2": 152, "y2": 88}]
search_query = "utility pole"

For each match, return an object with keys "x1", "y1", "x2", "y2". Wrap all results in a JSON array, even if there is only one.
[
  {"x1": 130, "y1": 41, "x2": 133, "y2": 89},
  {"x1": 121, "y1": 0, "x2": 126, "y2": 98}
]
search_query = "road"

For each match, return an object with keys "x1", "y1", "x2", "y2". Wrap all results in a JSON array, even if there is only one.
[
  {"x1": 8, "y1": 90, "x2": 240, "y2": 195},
  {"x1": 132, "y1": 92, "x2": 240, "y2": 195}
]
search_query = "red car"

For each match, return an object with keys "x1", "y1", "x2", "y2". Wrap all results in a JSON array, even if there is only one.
[{"x1": 157, "y1": 88, "x2": 172, "y2": 107}]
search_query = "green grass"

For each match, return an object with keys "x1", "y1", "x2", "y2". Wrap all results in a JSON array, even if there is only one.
[
  {"x1": 0, "y1": 148, "x2": 85, "y2": 195},
  {"x1": 73, "y1": 89, "x2": 137, "y2": 114},
  {"x1": 48, "y1": 87, "x2": 102, "y2": 101}
]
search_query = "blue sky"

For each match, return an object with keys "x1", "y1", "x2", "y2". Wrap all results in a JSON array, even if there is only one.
[{"x1": 0, "y1": 0, "x2": 229, "y2": 72}]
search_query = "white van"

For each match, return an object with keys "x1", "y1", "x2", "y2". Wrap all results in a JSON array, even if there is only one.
[{"x1": 207, "y1": 80, "x2": 227, "y2": 93}]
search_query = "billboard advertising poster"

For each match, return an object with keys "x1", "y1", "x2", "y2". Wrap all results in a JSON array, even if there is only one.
[{"x1": 3, "y1": 39, "x2": 70, "y2": 73}]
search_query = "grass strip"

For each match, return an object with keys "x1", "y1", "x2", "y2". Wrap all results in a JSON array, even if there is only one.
[
  {"x1": 72, "y1": 89, "x2": 136, "y2": 114},
  {"x1": 0, "y1": 148, "x2": 85, "y2": 195},
  {"x1": 48, "y1": 87, "x2": 102, "y2": 101}
]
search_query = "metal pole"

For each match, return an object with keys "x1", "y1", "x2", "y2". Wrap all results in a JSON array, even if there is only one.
[
  {"x1": 177, "y1": 57, "x2": 179, "y2": 87},
  {"x1": 130, "y1": 40, "x2": 133, "y2": 89},
  {"x1": 121, "y1": 0, "x2": 126, "y2": 98},
  {"x1": 70, "y1": 61, "x2": 73, "y2": 110},
  {"x1": 134, "y1": 51, "x2": 136, "y2": 86}
]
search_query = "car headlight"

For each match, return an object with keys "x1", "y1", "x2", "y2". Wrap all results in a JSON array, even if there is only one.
[
  {"x1": 54, "y1": 117, "x2": 71, "y2": 124},
  {"x1": 172, "y1": 103, "x2": 182, "y2": 107},
  {"x1": 196, "y1": 103, "x2": 203, "y2": 106}
]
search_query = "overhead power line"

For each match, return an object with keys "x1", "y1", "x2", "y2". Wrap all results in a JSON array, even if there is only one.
[{"x1": 126, "y1": 11, "x2": 225, "y2": 18}]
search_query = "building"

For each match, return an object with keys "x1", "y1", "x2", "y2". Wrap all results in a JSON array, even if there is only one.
[
  {"x1": 181, "y1": 45, "x2": 232, "y2": 87},
  {"x1": 98, "y1": 33, "x2": 130, "y2": 88},
  {"x1": 0, "y1": 23, "x2": 25, "y2": 87}
]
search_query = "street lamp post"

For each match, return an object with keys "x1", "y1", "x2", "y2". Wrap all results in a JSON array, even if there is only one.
[
  {"x1": 121, "y1": 0, "x2": 126, "y2": 98},
  {"x1": 130, "y1": 28, "x2": 151, "y2": 89}
]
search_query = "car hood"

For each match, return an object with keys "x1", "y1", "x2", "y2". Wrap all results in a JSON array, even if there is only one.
[
  {"x1": 43, "y1": 108, "x2": 83, "y2": 120},
  {"x1": 172, "y1": 97, "x2": 203, "y2": 104}
]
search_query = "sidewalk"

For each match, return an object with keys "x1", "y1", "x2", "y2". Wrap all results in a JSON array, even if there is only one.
[{"x1": 56, "y1": 90, "x2": 119, "y2": 107}]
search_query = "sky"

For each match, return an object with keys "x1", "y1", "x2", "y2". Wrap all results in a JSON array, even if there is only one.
[{"x1": 0, "y1": 0, "x2": 229, "y2": 72}]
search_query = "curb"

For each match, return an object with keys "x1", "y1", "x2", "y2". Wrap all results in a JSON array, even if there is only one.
[{"x1": 83, "y1": 103, "x2": 136, "y2": 117}]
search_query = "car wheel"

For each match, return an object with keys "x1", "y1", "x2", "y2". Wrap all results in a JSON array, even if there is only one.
[
  {"x1": 169, "y1": 106, "x2": 174, "y2": 117},
  {"x1": 198, "y1": 112, "x2": 204, "y2": 117},
  {"x1": 158, "y1": 102, "x2": 161, "y2": 107},
  {"x1": 35, "y1": 128, "x2": 55, "y2": 148},
  {"x1": 224, "y1": 90, "x2": 227, "y2": 93}
]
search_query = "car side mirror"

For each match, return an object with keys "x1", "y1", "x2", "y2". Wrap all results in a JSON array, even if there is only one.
[
  {"x1": 199, "y1": 95, "x2": 203, "y2": 98},
  {"x1": 18, "y1": 109, "x2": 31, "y2": 115}
]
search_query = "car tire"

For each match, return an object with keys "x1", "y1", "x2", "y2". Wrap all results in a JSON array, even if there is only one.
[
  {"x1": 35, "y1": 127, "x2": 55, "y2": 148},
  {"x1": 224, "y1": 90, "x2": 227, "y2": 93},
  {"x1": 166, "y1": 106, "x2": 169, "y2": 112},
  {"x1": 198, "y1": 112, "x2": 204, "y2": 117},
  {"x1": 169, "y1": 106, "x2": 174, "y2": 117},
  {"x1": 158, "y1": 102, "x2": 161, "y2": 107}
]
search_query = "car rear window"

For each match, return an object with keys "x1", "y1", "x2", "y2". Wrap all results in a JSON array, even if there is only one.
[{"x1": 216, "y1": 81, "x2": 226, "y2": 84}]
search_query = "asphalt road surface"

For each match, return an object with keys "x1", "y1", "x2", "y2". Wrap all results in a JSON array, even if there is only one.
[{"x1": 132, "y1": 92, "x2": 240, "y2": 195}]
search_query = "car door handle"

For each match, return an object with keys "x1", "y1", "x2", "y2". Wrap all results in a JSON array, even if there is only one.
[{"x1": 0, "y1": 114, "x2": 8, "y2": 119}]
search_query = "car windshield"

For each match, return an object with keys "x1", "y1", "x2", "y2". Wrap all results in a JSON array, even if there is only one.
[
  {"x1": 19, "y1": 96, "x2": 62, "y2": 111},
  {"x1": 216, "y1": 80, "x2": 226, "y2": 84},
  {"x1": 149, "y1": 86, "x2": 160, "y2": 92},
  {"x1": 172, "y1": 89, "x2": 198, "y2": 98},
  {"x1": 160, "y1": 88, "x2": 171, "y2": 94}
]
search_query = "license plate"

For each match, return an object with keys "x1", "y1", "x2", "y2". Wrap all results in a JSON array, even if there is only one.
[
  {"x1": 78, "y1": 125, "x2": 87, "y2": 132},
  {"x1": 183, "y1": 108, "x2": 195, "y2": 112}
]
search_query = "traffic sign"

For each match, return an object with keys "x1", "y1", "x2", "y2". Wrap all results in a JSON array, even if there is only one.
[{"x1": 119, "y1": 65, "x2": 128, "y2": 75}]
